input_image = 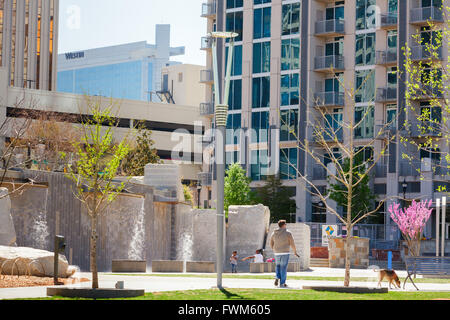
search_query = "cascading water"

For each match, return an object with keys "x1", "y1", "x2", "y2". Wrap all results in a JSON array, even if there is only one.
[
  {"x1": 177, "y1": 232, "x2": 193, "y2": 272},
  {"x1": 128, "y1": 199, "x2": 146, "y2": 260},
  {"x1": 30, "y1": 189, "x2": 50, "y2": 250}
]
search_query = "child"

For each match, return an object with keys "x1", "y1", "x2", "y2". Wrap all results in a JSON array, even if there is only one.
[
  {"x1": 242, "y1": 249, "x2": 264, "y2": 263},
  {"x1": 230, "y1": 251, "x2": 238, "y2": 273}
]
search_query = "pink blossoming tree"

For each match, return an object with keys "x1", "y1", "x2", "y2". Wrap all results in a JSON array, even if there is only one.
[{"x1": 388, "y1": 200, "x2": 433, "y2": 256}]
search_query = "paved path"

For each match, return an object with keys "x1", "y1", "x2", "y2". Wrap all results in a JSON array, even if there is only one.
[{"x1": 1, "y1": 267, "x2": 449, "y2": 300}]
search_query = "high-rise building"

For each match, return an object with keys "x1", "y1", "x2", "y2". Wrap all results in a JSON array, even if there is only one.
[
  {"x1": 57, "y1": 24, "x2": 185, "y2": 102},
  {"x1": 0, "y1": 0, "x2": 59, "y2": 90},
  {"x1": 199, "y1": 0, "x2": 449, "y2": 241}
]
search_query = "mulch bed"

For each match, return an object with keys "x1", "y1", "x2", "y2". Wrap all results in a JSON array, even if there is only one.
[{"x1": 0, "y1": 275, "x2": 90, "y2": 288}]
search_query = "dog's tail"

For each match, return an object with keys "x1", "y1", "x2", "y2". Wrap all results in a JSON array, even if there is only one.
[{"x1": 369, "y1": 265, "x2": 381, "y2": 272}]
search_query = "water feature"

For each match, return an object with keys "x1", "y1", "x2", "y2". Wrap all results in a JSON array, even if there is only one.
[
  {"x1": 128, "y1": 199, "x2": 146, "y2": 261},
  {"x1": 29, "y1": 188, "x2": 50, "y2": 250},
  {"x1": 177, "y1": 232, "x2": 193, "y2": 272}
]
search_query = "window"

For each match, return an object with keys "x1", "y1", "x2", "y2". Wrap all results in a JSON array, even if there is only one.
[
  {"x1": 280, "y1": 148, "x2": 298, "y2": 180},
  {"x1": 325, "y1": 38, "x2": 344, "y2": 56},
  {"x1": 386, "y1": 104, "x2": 397, "y2": 124},
  {"x1": 253, "y1": 42, "x2": 271, "y2": 74},
  {"x1": 387, "y1": 66, "x2": 397, "y2": 87},
  {"x1": 312, "y1": 202, "x2": 327, "y2": 223},
  {"x1": 280, "y1": 74, "x2": 299, "y2": 106},
  {"x1": 325, "y1": 108, "x2": 343, "y2": 141},
  {"x1": 281, "y1": 38, "x2": 300, "y2": 71},
  {"x1": 420, "y1": 102, "x2": 441, "y2": 123},
  {"x1": 252, "y1": 77, "x2": 270, "y2": 108},
  {"x1": 355, "y1": 70, "x2": 375, "y2": 103},
  {"x1": 254, "y1": 0, "x2": 271, "y2": 4},
  {"x1": 254, "y1": 7, "x2": 271, "y2": 39},
  {"x1": 387, "y1": 30, "x2": 397, "y2": 51},
  {"x1": 226, "y1": 11, "x2": 243, "y2": 42},
  {"x1": 226, "y1": 113, "x2": 242, "y2": 145},
  {"x1": 178, "y1": 73, "x2": 183, "y2": 82},
  {"x1": 421, "y1": 0, "x2": 442, "y2": 8},
  {"x1": 324, "y1": 148, "x2": 342, "y2": 167},
  {"x1": 356, "y1": 0, "x2": 377, "y2": 30},
  {"x1": 251, "y1": 149, "x2": 268, "y2": 181},
  {"x1": 388, "y1": 0, "x2": 398, "y2": 13},
  {"x1": 355, "y1": 33, "x2": 376, "y2": 66},
  {"x1": 228, "y1": 79, "x2": 242, "y2": 110},
  {"x1": 226, "y1": 151, "x2": 240, "y2": 171},
  {"x1": 420, "y1": 147, "x2": 440, "y2": 162},
  {"x1": 325, "y1": 75, "x2": 342, "y2": 93},
  {"x1": 280, "y1": 109, "x2": 298, "y2": 141},
  {"x1": 251, "y1": 111, "x2": 269, "y2": 143},
  {"x1": 282, "y1": 2, "x2": 300, "y2": 36},
  {"x1": 326, "y1": 4, "x2": 345, "y2": 20},
  {"x1": 419, "y1": 26, "x2": 440, "y2": 46},
  {"x1": 355, "y1": 146, "x2": 374, "y2": 162},
  {"x1": 225, "y1": 45, "x2": 243, "y2": 76},
  {"x1": 354, "y1": 106, "x2": 375, "y2": 139},
  {"x1": 226, "y1": 0, "x2": 243, "y2": 9}
]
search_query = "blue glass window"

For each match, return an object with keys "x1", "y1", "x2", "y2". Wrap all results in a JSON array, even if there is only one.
[
  {"x1": 251, "y1": 111, "x2": 269, "y2": 143},
  {"x1": 254, "y1": 7, "x2": 271, "y2": 39},
  {"x1": 226, "y1": 151, "x2": 240, "y2": 171},
  {"x1": 226, "y1": 113, "x2": 242, "y2": 145},
  {"x1": 254, "y1": 0, "x2": 271, "y2": 4},
  {"x1": 354, "y1": 106, "x2": 375, "y2": 139},
  {"x1": 281, "y1": 38, "x2": 300, "y2": 71},
  {"x1": 356, "y1": 0, "x2": 377, "y2": 30},
  {"x1": 227, "y1": 0, "x2": 243, "y2": 9},
  {"x1": 282, "y1": 2, "x2": 300, "y2": 36},
  {"x1": 252, "y1": 77, "x2": 270, "y2": 108},
  {"x1": 280, "y1": 148, "x2": 298, "y2": 180},
  {"x1": 281, "y1": 74, "x2": 299, "y2": 106},
  {"x1": 355, "y1": 33, "x2": 376, "y2": 66},
  {"x1": 226, "y1": 11, "x2": 243, "y2": 42},
  {"x1": 225, "y1": 45, "x2": 242, "y2": 76},
  {"x1": 253, "y1": 42, "x2": 271, "y2": 74},
  {"x1": 228, "y1": 79, "x2": 242, "y2": 111},
  {"x1": 251, "y1": 149, "x2": 268, "y2": 181},
  {"x1": 355, "y1": 70, "x2": 375, "y2": 103},
  {"x1": 280, "y1": 109, "x2": 298, "y2": 141}
]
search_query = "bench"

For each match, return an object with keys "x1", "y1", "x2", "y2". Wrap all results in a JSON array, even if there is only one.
[{"x1": 404, "y1": 256, "x2": 450, "y2": 290}]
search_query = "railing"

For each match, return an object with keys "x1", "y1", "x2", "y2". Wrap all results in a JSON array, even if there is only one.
[
  {"x1": 415, "y1": 84, "x2": 444, "y2": 99},
  {"x1": 305, "y1": 222, "x2": 401, "y2": 253},
  {"x1": 409, "y1": 121, "x2": 441, "y2": 137},
  {"x1": 376, "y1": 87, "x2": 397, "y2": 102},
  {"x1": 375, "y1": 49, "x2": 397, "y2": 65},
  {"x1": 380, "y1": 13, "x2": 398, "y2": 28},
  {"x1": 201, "y1": 36, "x2": 212, "y2": 50},
  {"x1": 200, "y1": 70, "x2": 214, "y2": 83},
  {"x1": 200, "y1": 102, "x2": 214, "y2": 116},
  {"x1": 198, "y1": 172, "x2": 212, "y2": 186},
  {"x1": 201, "y1": 1, "x2": 216, "y2": 17},
  {"x1": 374, "y1": 122, "x2": 396, "y2": 140},
  {"x1": 314, "y1": 91, "x2": 345, "y2": 107},
  {"x1": 410, "y1": 45, "x2": 443, "y2": 61},
  {"x1": 315, "y1": 19, "x2": 345, "y2": 36},
  {"x1": 410, "y1": 6, "x2": 443, "y2": 24},
  {"x1": 314, "y1": 55, "x2": 345, "y2": 71}
]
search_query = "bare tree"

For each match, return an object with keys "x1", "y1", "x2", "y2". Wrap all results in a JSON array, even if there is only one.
[{"x1": 281, "y1": 71, "x2": 397, "y2": 286}]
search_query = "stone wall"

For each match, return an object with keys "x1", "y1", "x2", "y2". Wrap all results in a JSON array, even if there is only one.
[
  {"x1": 328, "y1": 237, "x2": 370, "y2": 269},
  {"x1": 0, "y1": 188, "x2": 16, "y2": 246}
]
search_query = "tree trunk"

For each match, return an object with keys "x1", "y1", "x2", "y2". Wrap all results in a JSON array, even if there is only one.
[
  {"x1": 344, "y1": 225, "x2": 352, "y2": 287},
  {"x1": 90, "y1": 214, "x2": 99, "y2": 289}
]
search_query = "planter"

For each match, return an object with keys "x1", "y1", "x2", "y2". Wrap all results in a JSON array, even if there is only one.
[
  {"x1": 151, "y1": 260, "x2": 184, "y2": 272},
  {"x1": 111, "y1": 260, "x2": 147, "y2": 273},
  {"x1": 185, "y1": 261, "x2": 215, "y2": 273},
  {"x1": 328, "y1": 237, "x2": 370, "y2": 269}
]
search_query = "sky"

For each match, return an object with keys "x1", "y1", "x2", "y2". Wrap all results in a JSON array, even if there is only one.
[{"x1": 58, "y1": 0, "x2": 207, "y2": 66}]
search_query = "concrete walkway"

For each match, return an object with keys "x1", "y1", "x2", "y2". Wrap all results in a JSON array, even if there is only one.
[{"x1": 1, "y1": 267, "x2": 449, "y2": 300}]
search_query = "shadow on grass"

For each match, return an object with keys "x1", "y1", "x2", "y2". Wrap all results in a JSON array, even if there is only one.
[{"x1": 219, "y1": 287, "x2": 246, "y2": 300}]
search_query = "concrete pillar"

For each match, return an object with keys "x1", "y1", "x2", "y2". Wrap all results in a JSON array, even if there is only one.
[{"x1": 421, "y1": 158, "x2": 434, "y2": 238}]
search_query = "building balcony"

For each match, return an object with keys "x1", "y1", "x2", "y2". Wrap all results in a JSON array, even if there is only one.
[
  {"x1": 375, "y1": 49, "x2": 397, "y2": 65},
  {"x1": 414, "y1": 84, "x2": 444, "y2": 100},
  {"x1": 313, "y1": 92, "x2": 345, "y2": 107},
  {"x1": 314, "y1": 55, "x2": 345, "y2": 72},
  {"x1": 374, "y1": 163, "x2": 388, "y2": 178},
  {"x1": 376, "y1": 87, "x2": 397, "y2": 103},
  {"x1": 410, "y1": 44, "x2": 443, "y2": 61},
  {"x1": 380, "y1": 13, "x2": 398, "y2": 29},
  {"x1": 315, "y1": 19, "x2": 345, "y2": 37},
  {"x1": 374, "y1": 122, "x2": 397, "y2": 140},
  {"x1": 200, "y1": 36, "x2": 212, "y2": 50},
  {"x1": 399, "y1": 160, "x2": 422, "y2": 177},
  {"x1": 200, "y1": 70, "x2": 214, "y2": 84},
  {"x1": 201, "y1": 1, "x2": 216, "y2": 18},
  {"x1": 200, "y1": 102, "x2": 214, "y2": 117},
  {"x1": 198, "y1": 172, "x2": 213, "y2": 186},
  {"x1": 410, "y1": 6, "x2": 444, "y2": 25}
]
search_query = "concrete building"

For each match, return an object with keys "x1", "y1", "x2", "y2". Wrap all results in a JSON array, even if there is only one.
[
  {"x1": 0, "y1": 0, "x2": 59, "y2": 91},
  {"x1": 0, "y1": 66, "x2": 204, "y2": 183},
  {"x1": 57, "y1": 24, "x2": 185, "y2": 102},
  {"x1": 200, "y1": 0, "x2": 450, "y2": 244}
]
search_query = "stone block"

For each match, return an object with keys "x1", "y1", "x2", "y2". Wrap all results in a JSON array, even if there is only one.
[
  {"x1": 328, "y1": 237, "x2": 370, "y2": 269},
  {"x1": 151, "y1": 260, "x2": 184, "y2": 272},
  {"x1": 111, "y1": 260, "x2": 147, "y2": 273},
  {"x1": 186, "y1": 261, "x2": 215, "y2": 273},
  {"x1": 249, "y1": 263, "x2": 265, "y2": 273},
  {"x1": 287, "y1": 262, "x2": 300, "y2": 272},
  {"x1": 265, "y1": 262, "x2": 275, "y2": 273},
  {"x1": 0, "y1": 189, "x2": 16, "y2": 246}
]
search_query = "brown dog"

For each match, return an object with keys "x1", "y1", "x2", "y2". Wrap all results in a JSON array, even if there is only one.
[{"x1": 377, "y1": 269, "x2": 401, "y2": 289}]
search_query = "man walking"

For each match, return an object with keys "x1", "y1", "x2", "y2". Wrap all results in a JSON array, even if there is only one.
[{"x1": 269, "y1": 220, "x2": 299, "y2": 288}]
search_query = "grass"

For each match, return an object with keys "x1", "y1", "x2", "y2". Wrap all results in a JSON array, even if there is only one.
[
  {"x1": 22, "y1": 288, "x2": 450, "y2": 300},
  {"x1": 106, "y1": 273, "x2": 450, "y2": 284}
]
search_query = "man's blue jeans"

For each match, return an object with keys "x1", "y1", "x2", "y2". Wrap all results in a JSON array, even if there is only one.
[{"x1": 275, "y1": 254, "x2": 290, "y2": 286}]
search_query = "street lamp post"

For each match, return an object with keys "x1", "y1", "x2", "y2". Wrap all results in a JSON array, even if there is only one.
[{"x1": 210, "y1": 31, "x2": 238, "y2": 289}]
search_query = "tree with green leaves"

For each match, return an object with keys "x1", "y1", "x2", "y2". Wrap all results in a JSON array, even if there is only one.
[
  {"x1": 121, "y1": 122, "x2": 160, "y2": 176},
  {"x1": 251, "y1": 175, "x2": 296, "y2": 223},
  {"x1": 64, "y1": 96, "x2": 131, "y2": 289},
  {"x1": 328, "y1": 153, "x2": 376, "y2": 224},
  {"x1": 224, "y1": 162, "x2": 252, "y2": 213}
]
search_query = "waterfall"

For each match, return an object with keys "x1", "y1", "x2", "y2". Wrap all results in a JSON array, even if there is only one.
[
  {"x1": 30, "y1": 189, "x2": 50, "y2": 250},
  {"x1": 128, "y1": 199, "x2": 146, "y2": 260}
]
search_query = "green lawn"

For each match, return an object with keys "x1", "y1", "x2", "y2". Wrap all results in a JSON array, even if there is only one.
[
  {"x1": 26, "y1": 289, "x2": 450, "y2": 300},
  {"x1": 107, "y1": 273, "x2": 450, "y2": 284}
]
